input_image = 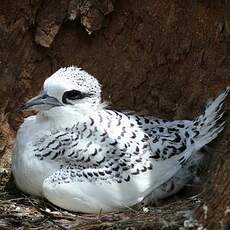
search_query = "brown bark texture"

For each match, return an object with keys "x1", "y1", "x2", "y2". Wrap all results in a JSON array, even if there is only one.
[{"x1": 0, "y1": 0, "x2": 229, "y2": 229}]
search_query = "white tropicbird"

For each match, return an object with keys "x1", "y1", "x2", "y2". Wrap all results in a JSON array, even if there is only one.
[{"x1": 12, "y1": 66, "x2": 229, "y2": 213}]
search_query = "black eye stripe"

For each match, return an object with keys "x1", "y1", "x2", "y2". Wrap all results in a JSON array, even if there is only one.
[
  {"x1": 68, "y1": 90, "x2": 83, "y2": 99},
  {"x1": 62, "y1": 90, "x2": 93, "y2": 104}
]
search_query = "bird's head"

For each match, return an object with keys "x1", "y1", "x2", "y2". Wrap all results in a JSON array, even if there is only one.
[{"x1": 21, "y1": 66, "x2": 102, "y2": 111}]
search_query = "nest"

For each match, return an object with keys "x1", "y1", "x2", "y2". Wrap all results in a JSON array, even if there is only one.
[{"x1": 0, "y1": 169, "x2": 204, "y2": 230}]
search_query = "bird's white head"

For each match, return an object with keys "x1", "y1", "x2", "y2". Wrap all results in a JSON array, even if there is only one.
[{"x1": 21, "y1": 66, "x2": 102, "y2": 111}]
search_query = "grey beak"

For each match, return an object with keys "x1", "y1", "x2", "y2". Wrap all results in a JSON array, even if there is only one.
[{"x1": 20, "y1": 93, "x2": 63, "y2": 110}]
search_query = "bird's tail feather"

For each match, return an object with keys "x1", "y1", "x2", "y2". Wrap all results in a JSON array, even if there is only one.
[{"x1": 193, "y1": 87, "x2": 229, "y2": 148}]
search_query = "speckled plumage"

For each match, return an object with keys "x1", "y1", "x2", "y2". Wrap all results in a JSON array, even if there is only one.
[{"x1": 12, "y1": 67, "x2": 229, "y2": 213}]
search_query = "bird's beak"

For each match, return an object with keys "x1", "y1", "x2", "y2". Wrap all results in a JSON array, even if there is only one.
[{"x1": 20, "y1": 93, "x2": 63, "y2": 111}]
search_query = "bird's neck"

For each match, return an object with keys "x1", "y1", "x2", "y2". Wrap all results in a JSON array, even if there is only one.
[{"x1": 36, "y1": 103, "x2": 105, "y2": 129}]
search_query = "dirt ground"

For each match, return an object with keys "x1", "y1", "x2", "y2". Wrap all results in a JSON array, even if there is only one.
[{"x1": 0, "y1": 0, "x2": 230, "y2": 229}]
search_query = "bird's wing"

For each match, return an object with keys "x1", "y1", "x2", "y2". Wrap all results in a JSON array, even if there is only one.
[
  {"x1": 123, "y1": 112, "x2": 196, "y2": 162},
  {"x1": 42, "y1": 150, "x2": 187, "y2": 213},
  {"x1": 33, "y1": 110, "x2": 201, "y2": 213},
  {"x1": 33, "y1": 109, "x2": 196, "y2": 169},
  {"x1": 42, "y1": 165, "x2": 152, "y2": 213},
  {"x1": 32, "y1": 111, "x2": 154, "y2": 174}
]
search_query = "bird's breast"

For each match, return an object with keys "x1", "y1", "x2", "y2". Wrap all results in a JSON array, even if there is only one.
[{"x1": 12, "y1": 115, "x2": 60, "y2": 196}]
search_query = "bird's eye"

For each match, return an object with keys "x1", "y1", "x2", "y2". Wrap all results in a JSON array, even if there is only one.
[
  {"x1": 62, "y1": 90, "x2": 85, "y2": 104},
  {"x1": 67, "y1": 90, "x2": 84, "y2": 100}
]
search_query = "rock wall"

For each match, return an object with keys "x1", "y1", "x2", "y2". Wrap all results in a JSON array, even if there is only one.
[{"x1": 0, "y1": 0, "x2": 229, "y2": 228}]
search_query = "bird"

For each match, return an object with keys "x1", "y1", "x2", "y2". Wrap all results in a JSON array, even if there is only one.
[{"x1": 12, "y1": 66, "x2": 229, "y2": 213}]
